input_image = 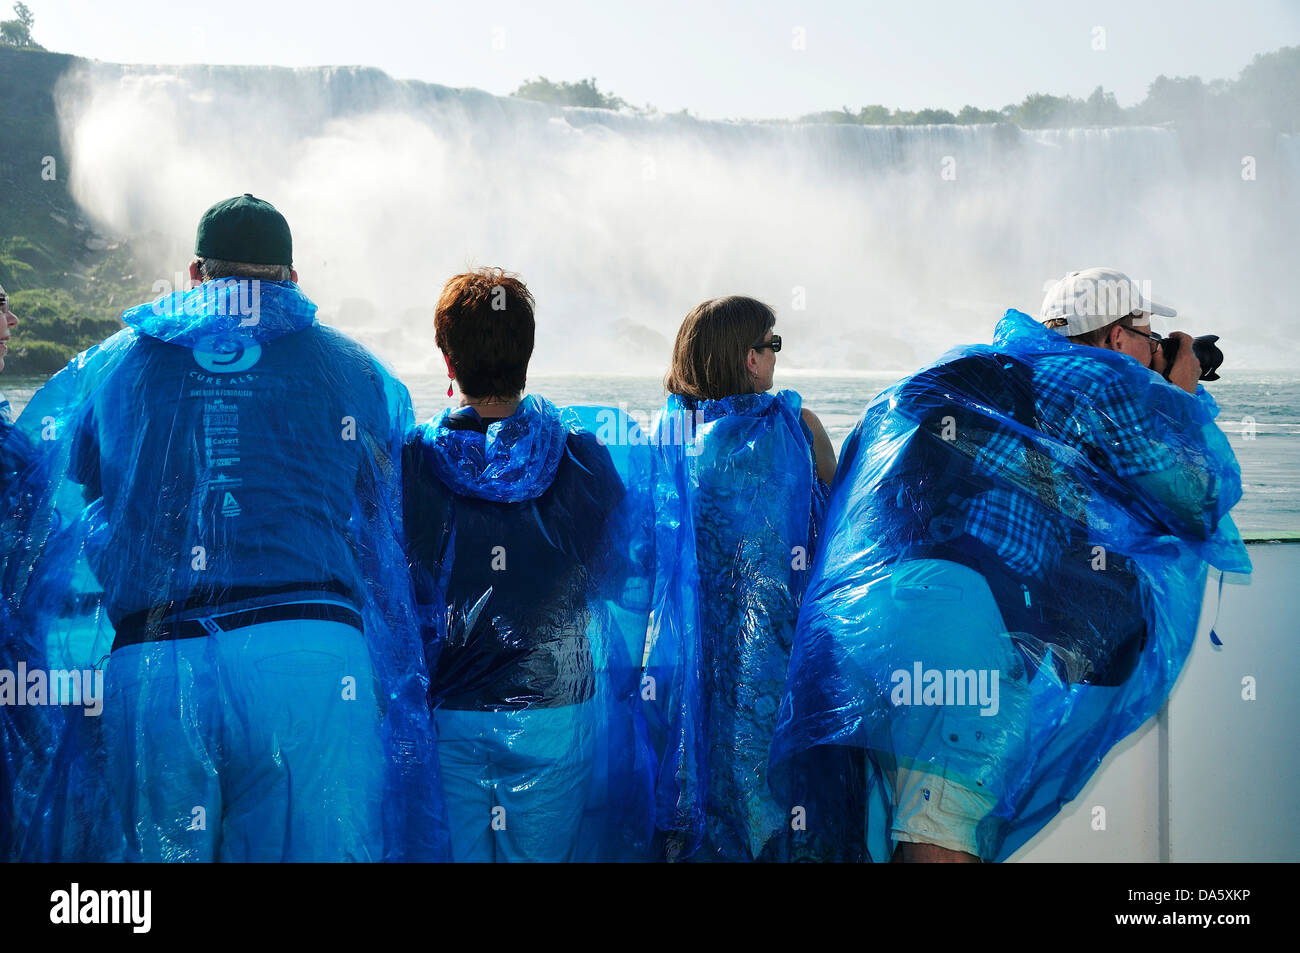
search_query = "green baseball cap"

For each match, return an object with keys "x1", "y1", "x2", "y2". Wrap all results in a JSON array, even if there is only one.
[{"x1": 194, "y1": 193, "x2": 293, "y2": 266}]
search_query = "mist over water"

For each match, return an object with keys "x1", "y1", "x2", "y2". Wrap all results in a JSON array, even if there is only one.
[{"x1": 54, "y1": 62, "x2": 1300, "y2": 376}]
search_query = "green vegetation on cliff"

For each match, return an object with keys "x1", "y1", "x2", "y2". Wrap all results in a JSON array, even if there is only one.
[
  {"x1": 0, "y1": 2, "x2": 40, "y2": 50},
  {"x1": 512, "y1": 76, "x2": 629, "y2": 111},
  {"x1": 0, "y1": 44, "x2": 153, "y2": 373},
  {"x1": 511, "y1": 47, "x2": 1299, "y2": 132}
]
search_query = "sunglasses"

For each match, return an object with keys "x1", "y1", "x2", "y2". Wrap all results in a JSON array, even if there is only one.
[
  {"x1": 751, "y1": 334, "x2": 782, "y2": 353},
  {"x1": 1122, "y1": 325, "x2": 1163, "y2": 349}
]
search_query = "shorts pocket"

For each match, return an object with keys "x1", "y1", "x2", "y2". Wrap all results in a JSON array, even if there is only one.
[{"x1": 893, "y1": 581, "x2": 963, "y2": 602}]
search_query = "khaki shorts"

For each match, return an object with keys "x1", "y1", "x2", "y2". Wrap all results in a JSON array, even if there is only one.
[{"x1": 861, "y1": 558, "x2": 1034, "y2": 859}]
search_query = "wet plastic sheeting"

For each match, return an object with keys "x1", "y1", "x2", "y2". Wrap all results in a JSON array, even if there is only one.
[
  {"x1": 0, "y1": 280, "x2": 444, "y2": 861},
  {"x1": 647, "y1": 390, "x2": 864, "y2": 861},
  {"x1": 404, "y1": 399, "x2": 656, "y2": 861},
  {"x1": 772, "y1": 310, "x2": 1251, "y2": 861}
]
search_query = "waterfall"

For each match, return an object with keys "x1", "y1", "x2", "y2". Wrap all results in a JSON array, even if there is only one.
[{"x1": 54, "y1": 62, "x2": 1299, "y2": 374}]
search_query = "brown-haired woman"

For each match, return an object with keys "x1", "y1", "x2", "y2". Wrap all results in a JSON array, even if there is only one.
[
  {"x1": 664, "y1": 296, "x2": 835, "y2": 483},
  {"x1": 651, "y1": 295, "x2": 861, "y2": 862}
]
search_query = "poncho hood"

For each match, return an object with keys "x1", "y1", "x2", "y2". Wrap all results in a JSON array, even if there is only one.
[
  {"x1": 415, "y1": 394, "x2": 567, "y2": 503},
  {"x1": 675, "y1": 388, "x2": 803, "y2": 424},
  {"x1": 120, "y1": 278, "x2": 317, "y2": 347}
]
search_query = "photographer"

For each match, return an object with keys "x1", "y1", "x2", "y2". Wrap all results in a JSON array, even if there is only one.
[
  {"x1": 1039, "y1": 268, "x2": 1224, "y2": 539},
  {"x1": 770, "y1": 267, "x2": 1248, "y2": 863},
  {"x1": 1041, "y1": 270, "x2": 1200, "y2": 394}
]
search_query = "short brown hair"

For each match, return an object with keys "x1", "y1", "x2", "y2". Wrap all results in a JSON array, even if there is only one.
[
  {"x1": 1045, "y1": 312, "x2": 1136, "y2": 347},
  {"x1": 665, "y1": 296, "x2": 776, "y2": 401},
  {"x1": 434, "y1": 268, "x2": 535, "y2": 398}
]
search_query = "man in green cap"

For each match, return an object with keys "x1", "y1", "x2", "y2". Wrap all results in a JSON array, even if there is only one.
[
  {"x1": 7, "y1": 194, "x2": 441, "y2": 861},
  {"x1": 192, "y1": 192, "x2": 297, "y2": 280}
]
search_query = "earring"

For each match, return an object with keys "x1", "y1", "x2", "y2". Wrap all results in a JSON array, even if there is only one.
[{"x1": 447, "y1": 381, "x2": 454, "y2": 398}]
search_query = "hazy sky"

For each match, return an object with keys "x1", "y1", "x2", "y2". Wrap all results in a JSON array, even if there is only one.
[{"x1": 26, "y1": 0, "x2": 1300, "y2": 119}]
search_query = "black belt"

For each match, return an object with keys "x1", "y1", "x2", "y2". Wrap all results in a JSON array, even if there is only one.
[{"x1": 112, "y1": 601, "x2": 364, "y2": 653}]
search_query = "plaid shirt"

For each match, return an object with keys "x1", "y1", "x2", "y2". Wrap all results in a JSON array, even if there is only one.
[{"x1": 961, "y1": 352, "x2": 1171, "y2": 576}]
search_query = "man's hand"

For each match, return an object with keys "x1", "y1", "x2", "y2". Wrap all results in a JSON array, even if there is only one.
[{"x1": 1160, "y1": 331, "x2": 1199, "y2": 395}]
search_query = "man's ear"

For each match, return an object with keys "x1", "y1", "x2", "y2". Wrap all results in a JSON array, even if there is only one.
[
  {"x1": 745, "y1": 346, "x2": 759, "y2": 374},
  {"x1": 289, "y1": 268, "x2": 299, "y2": 284},
  {"x1": 188, "y1": 260, "x2": 203, "y2": 287},
  {"x1": 1106, "y1": 323, "x2": 1124, "y2": 349}
]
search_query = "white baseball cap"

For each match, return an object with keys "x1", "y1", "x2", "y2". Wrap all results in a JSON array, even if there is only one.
[{"x1": 1040, "y1": 267, "x2": 1176, "y2": 336}]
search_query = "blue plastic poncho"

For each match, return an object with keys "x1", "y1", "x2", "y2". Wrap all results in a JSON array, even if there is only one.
[
  {"x1": 1, "y1": 390, "x2": 41, "y2": 859},
  {"x1": 0, "y1": 279, "x2": 443, "y2": 861},
  {"x1": 771, "y1": 310, "x2": 1250, "y2": 862},
  {"x1": 403, "y1": 398, "x2": 656, "y2": 862},
  {"x1": 646, "y1": 389, "x2": 865, "y2": 862},
  {"x1": 0, "y1": 391, "x2": 32, "y2": 499}
]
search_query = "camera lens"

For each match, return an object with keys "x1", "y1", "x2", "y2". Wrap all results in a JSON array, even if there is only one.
[
  {"x1": 1192, "y1": 335, "x2": 1223, "y2": 381},
  {"x1": 1160, "y1": 334, "x2": 1223, "y2": 382}
]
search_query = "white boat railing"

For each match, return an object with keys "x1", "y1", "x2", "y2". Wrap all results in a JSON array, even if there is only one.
[{"x1": 1012, "y1": 537, "x2": 1299, "y2": 862}]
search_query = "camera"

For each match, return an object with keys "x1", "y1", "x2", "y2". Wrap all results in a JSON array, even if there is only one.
[{"x1": 1160, "y1": 334, "x2": 1223, "y2": 382}]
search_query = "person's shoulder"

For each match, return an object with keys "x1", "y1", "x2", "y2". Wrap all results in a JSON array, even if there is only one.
[
  {"x1": 798, "y1": 403, "x2": 823, "y2": 430},
  {"x1": 307, "y1": 322, "x2": 392, "y2": 371},
  {"x1": 400, "y1": 426, "x2": 424, "y2": 458},
  {"x1": 1068, "y1": 351, "x2": 1151, "y2": 404},
  {"x1": 792, "y1": 398, "x2": 831, "y2": 442},
  {"x1": 560, "y1": 424, "x2": 625, "y2": 497},
  {"x1": 1031, "y1": 349, "x2": 1121, "y2": 401},
  {"x1": 564, "y1": 424, "x2": 617, "y2": 470},
  {"x1": 765, "y1": 387, "x2": 809, "y2": 429},
  {"x1": 401, "y1": 424, "x2": 435, "y2": 470},
  {"x1": 312, "y1": 323, "x2": 409, "y2": 403},
  {"x1": 311, "y1": 323, "x2": 380, "y2": 366},
  {"x1": 799, "y1": 404, "x2": 821, "y2": 441},
  {"x1": 1032, "y1": 350, "x2": 1160, "y2": 445},
  {"x1": 400, "y1": 426, "x2": 455, "y2": 521},
  {"x1": 770, "y1": 388, "x2": 802, "y2": 414}
]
